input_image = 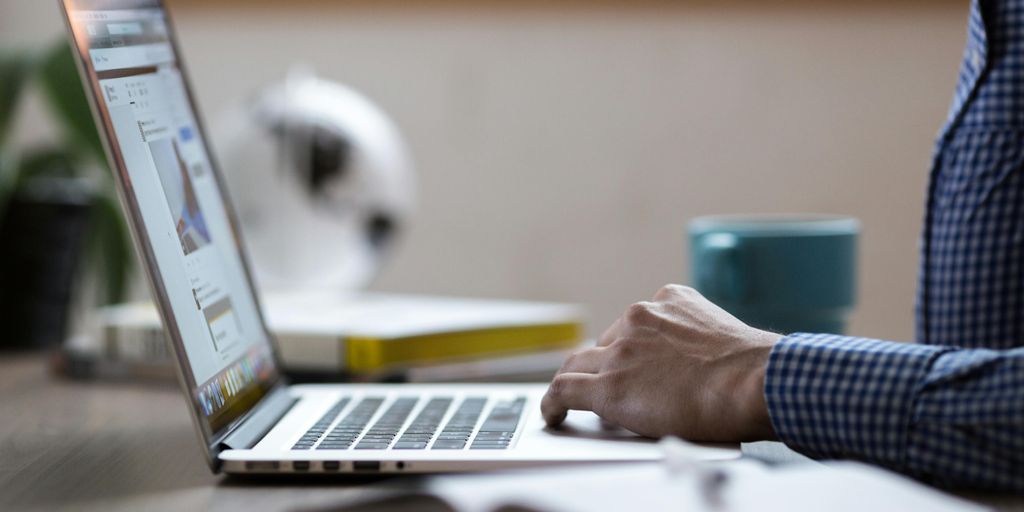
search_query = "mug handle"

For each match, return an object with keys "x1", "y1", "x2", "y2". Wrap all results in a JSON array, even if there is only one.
[{"x1": 696, "y1": 233, "x2": 746, "y2": 303}]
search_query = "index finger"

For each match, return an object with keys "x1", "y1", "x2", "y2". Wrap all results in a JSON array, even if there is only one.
[{"x1": 541, "y1": 373, "x2": 601, "y2": 427}]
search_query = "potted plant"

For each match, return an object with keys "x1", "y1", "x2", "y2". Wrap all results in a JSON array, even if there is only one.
[{"x1": 0, "y1": 42, "x2": 132, "y2": 350}]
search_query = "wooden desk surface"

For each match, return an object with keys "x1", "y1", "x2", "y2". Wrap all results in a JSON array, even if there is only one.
[{"x1": 0, "y1": 354, "x2": 1020, "y2": 512}]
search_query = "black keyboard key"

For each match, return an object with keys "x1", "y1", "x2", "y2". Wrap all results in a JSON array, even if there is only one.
[
  {"x1": 479, "y1": 397, "x2": 526, "y2": 433},
  {"x1": 354, "y1": 442, "x2": 391, "y2": 450},
  {"x1": 319, "y1": 441, "x2": 357, "y2": 449},
  {"x1": 432, "y1": 440, "x2": 467, "y2": 449},
  {"x1": 393, "y1": 442, "x2": 428, "y2": 449}
]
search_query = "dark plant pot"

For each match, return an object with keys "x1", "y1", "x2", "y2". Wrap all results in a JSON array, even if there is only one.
[{"x1": 0, "y1": 178, "x2": 92, "y2": 350}]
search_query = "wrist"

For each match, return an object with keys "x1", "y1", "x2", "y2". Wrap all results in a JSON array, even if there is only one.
[{"x1": 733, "y1": 331, "x2": 780, "y2": 441}]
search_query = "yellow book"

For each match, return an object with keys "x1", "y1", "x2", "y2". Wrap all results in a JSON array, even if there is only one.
[{"x1": 346, "y1": 323, "x2": 583, "y2": 372}]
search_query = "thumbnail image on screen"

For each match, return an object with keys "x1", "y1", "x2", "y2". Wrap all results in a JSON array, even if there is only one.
[{"x1": 149, "y1": 137, "x2": 212, "y2": 255}]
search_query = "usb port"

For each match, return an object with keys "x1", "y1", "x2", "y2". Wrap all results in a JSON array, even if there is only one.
[
  {"x1": 292, "y1": 461, "x2": 310, "y2": 471},
  {"x1": 245, "y1": 461, "x2": 280, "y2": 471},
  {"x1": 322, "y1": 461, "x2": 340, "y2": 472},
  {"x1": 353, "y1": 461, "x2": 381, "y2": 472}
]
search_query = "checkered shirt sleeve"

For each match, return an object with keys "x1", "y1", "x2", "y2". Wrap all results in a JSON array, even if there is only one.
[{"x1": 764, "y1": 333, "x2": 1024, "y2": 492}]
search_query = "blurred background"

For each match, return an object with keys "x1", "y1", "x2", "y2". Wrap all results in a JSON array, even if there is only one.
[{"x1": 0, "y1": 0, "x2": 969, "y2": 344}]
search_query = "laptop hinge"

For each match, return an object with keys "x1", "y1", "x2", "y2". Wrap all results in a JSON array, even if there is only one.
[{"x1": 219, "y1": 386, "x2": 298, "y2": 451}]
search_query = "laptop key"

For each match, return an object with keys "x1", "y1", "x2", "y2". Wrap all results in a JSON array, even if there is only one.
[
  {"x1": 354, "y1": 444, "x2": 391, "y2": 450},
  {"x1": 393, "y1": 442, "x2": 428, "y2": 449},
  {"x1": 431, "y1": 440, "x2": 467, "y2": 449}
]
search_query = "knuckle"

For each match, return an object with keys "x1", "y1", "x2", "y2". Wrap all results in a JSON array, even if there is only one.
[
  {"x1": 558, "y1": 350, "x2": 584, "y2": 373},
  {"x1": 610, "y1": 338, "x2": 638, "y2": 360},
  {"x1": 562, "y1": 351, "x2": 580, "y2": 367},
  {"x1": 663, "y1": 284, "x2": 696, "y2": 299},
  {"x1": 655, "y1": 284, "x2": 685, "y2": 300},
  {"x1": 547, "y1": 374, "x2": 569, "y2": 399},
  {"x1": 625, "y1": 301, "x2": 657, "y2": 324}
]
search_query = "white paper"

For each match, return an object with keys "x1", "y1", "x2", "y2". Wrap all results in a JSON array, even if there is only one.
[{"x1": 427, "y1": 459, "x2": 988, "y2": 512}]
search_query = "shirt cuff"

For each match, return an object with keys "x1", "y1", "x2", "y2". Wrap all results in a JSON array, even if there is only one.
[{"x1": 763, "y1": 333, "x2": 950, "y2": 467}]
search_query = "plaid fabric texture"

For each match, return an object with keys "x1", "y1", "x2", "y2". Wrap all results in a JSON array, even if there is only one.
[
  {"x1": 766, "y1": 334, "x2": 1024, "y2": 491},
  {"x1": 921, "y1": 0, "x2": 1024, "y2": 348},
  {"x1": 764, "y1": 0, "x2": 1024, "y2": 491}
]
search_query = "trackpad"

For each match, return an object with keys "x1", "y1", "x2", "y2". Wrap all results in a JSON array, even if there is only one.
[
  {"x1": 536, "y1": 411, "x2": 741, "y2": 459},
  {"x1": 545, "y1": 410, "x2": 653, "y2": 441}
]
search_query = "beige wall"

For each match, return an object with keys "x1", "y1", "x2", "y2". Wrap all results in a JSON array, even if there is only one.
[{"x1": 1, "y1": 1, "x2": 969, "y2": 341}]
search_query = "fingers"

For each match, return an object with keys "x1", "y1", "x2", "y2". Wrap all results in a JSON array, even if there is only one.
[
  {"x1": 600, "y1": 285, "x2": 691, "y2": 347},
  {"x1": 541, "y1": 373, "x2": 602, "y2": 427},
  {"x1": 558, "y1": 347, "x2": 608, "y2": 374}
]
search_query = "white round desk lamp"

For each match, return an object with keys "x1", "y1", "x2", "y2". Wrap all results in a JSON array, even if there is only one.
[{"x1": 216, "y1": 69, "x2": 415, "y2": 291}]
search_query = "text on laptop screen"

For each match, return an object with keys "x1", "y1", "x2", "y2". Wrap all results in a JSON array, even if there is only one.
[{"x1": 66, "y1": 3, "x2": 278, "y2": 434}]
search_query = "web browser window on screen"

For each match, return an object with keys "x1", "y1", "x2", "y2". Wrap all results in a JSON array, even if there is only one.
[{"x1": 69, "y1": 5, "x2": 275, "y2": 433}]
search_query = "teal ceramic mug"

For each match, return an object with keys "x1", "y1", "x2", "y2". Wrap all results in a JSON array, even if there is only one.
[{"x1": 688, "y1": 214, "x2": 859, "y2": 335}]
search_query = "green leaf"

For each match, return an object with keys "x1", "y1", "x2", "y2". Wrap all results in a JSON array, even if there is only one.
[
  {"x1": 13, "y1": 146, "x2": 78, "y2": 185},
  {"x1": 0, "y1": 51, "x2": 35, "y2": 145},
  {"x1": 37, "y1": 42, "x2": 106, "y2": 166}
]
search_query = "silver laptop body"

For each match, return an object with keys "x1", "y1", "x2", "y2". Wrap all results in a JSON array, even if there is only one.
[{"x1": 58, "y1": 0, "x2": 711, "y2": 474}]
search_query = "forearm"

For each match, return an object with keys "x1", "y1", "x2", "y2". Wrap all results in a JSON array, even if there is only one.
[{"x1": 764, "y1": 333, "x2": 1024, "y2": 492}]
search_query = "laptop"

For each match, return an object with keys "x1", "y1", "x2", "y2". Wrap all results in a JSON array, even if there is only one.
[{"x1": 58, "y1": 0, "x2": 727, "y2": 474}]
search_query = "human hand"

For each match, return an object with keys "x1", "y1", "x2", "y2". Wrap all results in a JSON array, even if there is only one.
[{"x1": 541, "y1": 284, "x2": 781, "y2": 442}]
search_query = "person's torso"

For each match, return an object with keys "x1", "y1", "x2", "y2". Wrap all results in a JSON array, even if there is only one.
[{"x1": 918, "y1": 0, "x2": 1024, "y2": 348}]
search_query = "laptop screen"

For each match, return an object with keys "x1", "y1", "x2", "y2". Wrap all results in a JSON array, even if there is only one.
[{"x1": 62, "y1": 0, "x2": 281, "y2": 437}]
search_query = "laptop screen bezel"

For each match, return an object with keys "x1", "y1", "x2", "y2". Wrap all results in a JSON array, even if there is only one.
[{"x1": 58, "y1": 0, "x2": 288, "y2": 468}]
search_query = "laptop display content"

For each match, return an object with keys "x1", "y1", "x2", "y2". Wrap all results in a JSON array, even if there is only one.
[{"x1": 62, "y1": 0, "x2": 280, "y2": 438}]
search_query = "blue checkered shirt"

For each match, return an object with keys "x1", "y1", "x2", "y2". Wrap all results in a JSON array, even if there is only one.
[{"x1": 763, "y1": 0, "x2": 1024, "y2": 492}]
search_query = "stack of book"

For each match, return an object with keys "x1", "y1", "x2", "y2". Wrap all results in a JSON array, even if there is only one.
[{"x1": 59, "y1": 290, "x2": 586, "y2": 383}]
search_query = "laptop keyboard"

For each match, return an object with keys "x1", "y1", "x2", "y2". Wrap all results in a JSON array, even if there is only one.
[
  {"x1": 291, "y1": 395, "x2": 526, "y2": 451},
  {"x1": 354, "y1": 397, "x2": 417, "y2": 449},
  {"x1": 290, "y1": 397, "x2": 351, "y2": 450},
  {"x1": 471, "y1": 397, "x2": 526, "y2": 450},
  {"x1": 431, "y1": 397, "x2": 487, "y2": 450},
  {"x1": 394, "y1": 397, "x2": 453, "y2": 449},
  {"x1": 316, "y1": 397, "x2": 384, "y2": 450}
]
